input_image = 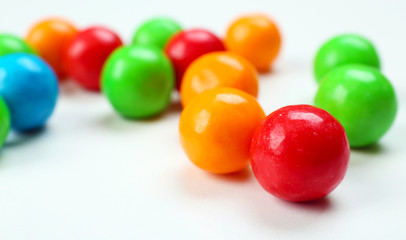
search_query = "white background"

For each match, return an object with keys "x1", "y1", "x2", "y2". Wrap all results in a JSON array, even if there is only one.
[{"x1": 1, "y1": 0, "x2": 405, "y2": 239}]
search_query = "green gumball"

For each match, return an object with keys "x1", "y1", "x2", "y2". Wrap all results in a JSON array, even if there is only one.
[
  {"x1": 314, "y1": 64, "x2": 397, "y2": 147},
  {"x1": 0, "y1": 34, "x2": 35, "y2": 57},
  {"x1": 102, "y1": 45, "x2": 174, "y2": 119},
  {"x1": 132, "y1": 17, "x2": 182, "y2": 49},
  {"x1": 314, "y1": 34, "x2": 380, "y2": 83},
  {"x1": 0, "y1": 97, "x2": 10, "y2": 148}
]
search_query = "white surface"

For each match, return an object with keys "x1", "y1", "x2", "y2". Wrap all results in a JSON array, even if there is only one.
[{"x1": 1, "y1": 0, "x2": 406, "y2": 239}]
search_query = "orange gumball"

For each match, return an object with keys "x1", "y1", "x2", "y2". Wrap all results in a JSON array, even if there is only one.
[
  {"x1": 180, "y1": 51, "x2": 258, "y2": 107},
  {"x1": 179, "y1": 87, "x2": 265, "y2": 174},
  {"x1": 26, "y1": 18, "x2": 78, "y2": 79},
  {"x1": 225, "y1": 14, "x2": 281, "y2": 72}
]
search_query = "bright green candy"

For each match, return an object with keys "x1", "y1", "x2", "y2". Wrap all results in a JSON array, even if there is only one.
[
  {"x1": 0, "y1": 34, "x2": 35, "y2": 57},
  {"x1": 0, "y1": 97, "x2": 10, "y2": 148},
  {"x1": 314, "y1": 64, "x2": 397, "y2": 147},
  {"x1": 132, "y1": 17, "x2": 182, "y2": 49},
  {"x1": 102, "y1": 45, "x2": 174, "y2": 119},
  {"x1": 314, "y1": 34, "x2": 380, "y2": 83}
]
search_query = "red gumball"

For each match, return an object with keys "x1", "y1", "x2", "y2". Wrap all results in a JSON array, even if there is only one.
[
  {"x1": 165, "y1": 28, "x2": 225, "y2": 90},
  {"x1": 250, "y1": 105, "x2": 350, "y2": 202},
  {"x1": 66, "y1": 26, "x2": 123, "y2": 91}
]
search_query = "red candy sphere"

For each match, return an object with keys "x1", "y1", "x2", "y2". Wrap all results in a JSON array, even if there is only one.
[
  {"x1": 165, "y1": 29, "x2": 225, "y2": 90},
  {"x1": 66, "y1": 26, "x2": 123, "y2": 91},
  {"x1": 250, "y1": 105, "x2": 350, "y2": 202}
]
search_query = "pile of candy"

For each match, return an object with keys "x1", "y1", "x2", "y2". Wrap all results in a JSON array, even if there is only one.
[{"x1": 0, "y1": 13, "x2": 397, "y2": 202}]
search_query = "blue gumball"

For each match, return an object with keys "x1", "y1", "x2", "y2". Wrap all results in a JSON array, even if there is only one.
[{"x1": 0, "y1": 53, "x2": 59, "y2": 131}]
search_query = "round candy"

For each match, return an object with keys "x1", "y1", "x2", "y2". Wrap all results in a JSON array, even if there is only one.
[
  {"x1": 66, "y1": 26, "x2": 123, "y2": 91},
  {"x1": 179, "y1": 87, "x2": 265, "y2": 174},
  {"x1": 26, "y1": 18, "x2": 78, "y2": 79},
  {"x1": 314, "y1": 34, "x2": 380, "y2": 83},
  {"x1": 132, "y1": 17, "x2": 182, "y2": 49},
  {"x1": 225, "y1": 14, "x2": 281, "y2": 72},
  {"x1": 250, "y1": 105, "x2": 350, "y2": 202},
  {"x1": 165, "y1": 29, "x2": 225, "y2": 90},
  {"x1": 0, "y1": 34, "x2": 35, "y2": 57},
  {"x1": 0, "y1": 97, "x2": 11, "y2": 147},
  {"x1": 0, "y1": 53, "x2": 59, "y2": 131},
  {"x1": 102, "y1": 45, "x2": 174, "y2": 118},
  {"x1": 314, "y1": 65, "x2": 397, "y2": 147},
  {"x1": 180, "y1": 51, "x2": 258, "y2": 107}
]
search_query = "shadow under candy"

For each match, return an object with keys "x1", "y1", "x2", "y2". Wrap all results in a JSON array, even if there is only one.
[
  {"x1": 349, "y1": 143, "x2": 388, "y2": 167},
  {"x1": 351, "y1": 142, "x2": 386, "y2": 155},
  {"x1": 250, "y1": 192, "x2": 335, "y2": 231},
  {"x1": 208, "y1": 167, "x2": 253, "y2": 183},
  {"x1": 164, "y1": 99, "x2": 183, "y2": 115},
  {"x1": 4, "y1": 126, "x2": 47, "y2": 148},
  {"x1": 283, "y1": 196, "x2": 333, "y2": 212}
]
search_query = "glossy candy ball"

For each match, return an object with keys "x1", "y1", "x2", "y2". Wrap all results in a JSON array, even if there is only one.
[
  {"x1": 314, "y1": 65, "x2": 397, "y2": 147},
  {"x1": 66, "y1": 26, "x2": 123, "y2": 91},
  {"x1": 0, "y1": 53, "x2": 59, "y2": 131},
  {"x1": 0, "y1": 97, "x2": 11, "y2": 148},
  {"x1": 179, "y1": 87, "x2": 265, "y2": 174},
  {"x1": 165, "y1": 29, "x2": 225, "y2": 90},
  {"x1": 0, "y1": 34, "x2": 35, "y2": 57},
  {"x1": 180, "y1": 51, "x2": 258, "y2": 107},
  {"x1": 250, "y1": 105, "x2": 350, "y2": 202},
  {"x1": 132, "y1": 17, "x2": 182, "y2": 49},
  {"x1": 26, "y1": 18, "x2": 78, "y2": 79},
  {"x1": 314, "y1": 34, "x2": 380, "y2": 83},
  {"x1": 102, "y1": 45, "x2": 174, "y2": 118},
  {"x1": 225, "y1": 14, "x2": 281, "y2": 72}
]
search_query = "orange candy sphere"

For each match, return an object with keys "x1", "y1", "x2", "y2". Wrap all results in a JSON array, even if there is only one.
[
  {"x1": 225, "y1": 14, "x2": 281, "y2": 72},
  {"x1": 179, "y1": 87, "x2": 265, "y2": 174},
  {"x1": 26, "y1": 18, "x2": 78, "y2": 79},
  {"x1": 180, "y1": 51, "x2": 258, "y2": 107}
]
